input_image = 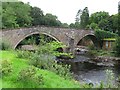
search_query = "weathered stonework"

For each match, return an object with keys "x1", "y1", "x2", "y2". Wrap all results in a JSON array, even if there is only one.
[{"x1": 1, "y1": 26, "x2": 98, "y2": 54}]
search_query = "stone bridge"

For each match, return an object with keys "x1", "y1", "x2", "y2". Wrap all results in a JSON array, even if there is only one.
[{"x1": 1, "y1": 26, "x2": 99, "y2": 54}]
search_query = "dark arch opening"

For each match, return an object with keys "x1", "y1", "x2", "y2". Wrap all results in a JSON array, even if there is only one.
[
  {"x1": 77, "y1": 35, "x2": 99, "y2": 49},
  {"x1": 16, "y1": 33, "x2": 63, "y2": 52}
]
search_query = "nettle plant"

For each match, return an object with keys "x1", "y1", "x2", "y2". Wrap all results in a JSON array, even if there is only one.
[
  {"x1": 0, "y1": 60, "x2": 13, "y2": 76},
  {"x1": 18, "y1": 66, "x2": 43, "y2": 85}
]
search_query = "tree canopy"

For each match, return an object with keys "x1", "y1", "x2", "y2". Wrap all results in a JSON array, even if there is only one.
[
  {"x1": 2, "y1": 1, "x2": 63, "y2": 29},
  {"x1": 2, "y1": 2, "x2": 32, "y2": 28}
]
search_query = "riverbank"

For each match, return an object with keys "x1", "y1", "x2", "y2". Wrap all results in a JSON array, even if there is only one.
[
  {"x1": 1, "y1": 50, "x2": 81, "y2": 88},
  {"x1": 85, "y1": 50, "x2": 120, "y2": 66},
  {"x1": 91, "y1": 56, "x2": 120, "y2": 66}
]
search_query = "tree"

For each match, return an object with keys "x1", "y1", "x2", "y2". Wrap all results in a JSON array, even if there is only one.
[
  {"x1": 98, "y1": 19, "x2": 109, "y2": 31},
  {"x1": 30, "y1": 7, "x2": 44, "y2": 26},
  {"x1": 75, "y1": 9, "x2": 82, "y2": 23},
  {"x1": 2, "y1": 2, "x2": 18, "y2": 28},
  {"x1": 86, "y1": 23, "x2": 99, "y2": 30},
  {"x1": 44, "y1": 13, "x2": 62, "y2": 27},
  {"x1": 62, "y1": 23, "x2": 69, "y2": 28},
  {"x1": 2, "y1": 2, "x2": 32, "y2": 29},
  {"x1": 115, "y1": 37, "x2": 120, "y2": 56},
  {"x1": 80, "y1": 7, "x2": 89, "y2": 29},
  {"x1": 118, "y1": 1, "x2": 120, "y2": 36},
  {"x1": 90, "y1": 11, "x2": 109, "y2": 24},
  {"x1": 107, "y1": 14, "x2": 118, "y2": 33},
  {"x1": 89, "y1": 11, "x2": 110, "y2": 31},
  {"x1": 69, "y1": 23, "x2": 75, "y2": 28},
  {"x1": 14, "y1": 2, "x2": 32, "y2": 27}
]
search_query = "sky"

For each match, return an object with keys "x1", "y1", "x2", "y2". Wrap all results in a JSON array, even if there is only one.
[{"x1": 20, "y1": 0, "x2": 119, "y2": 24}]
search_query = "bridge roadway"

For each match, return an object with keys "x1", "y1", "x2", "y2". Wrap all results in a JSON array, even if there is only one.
[{"x1": 1, "y1": 26, "x2": 98, "y2": 54}]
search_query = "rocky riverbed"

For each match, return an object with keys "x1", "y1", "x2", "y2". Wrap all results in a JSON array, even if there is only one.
[{"x1": 90, "y1": 56, "x2": 120, "y2": 66}]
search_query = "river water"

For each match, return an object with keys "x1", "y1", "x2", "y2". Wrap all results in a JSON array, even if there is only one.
[{"x1": 60, "y1": 54, "x2": 120, "y2": 87}]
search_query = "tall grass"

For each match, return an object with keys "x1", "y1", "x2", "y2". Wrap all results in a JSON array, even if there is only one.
[{"x1": 0, "y1": 40, "x2": 11, "y2": 50}]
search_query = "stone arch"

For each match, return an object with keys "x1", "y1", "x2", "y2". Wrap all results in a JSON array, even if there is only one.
[
  {"x1": 14, "y1": 32, "x2": 61, "y2": 49},
  {"x1": 76, "y1": 34, "x2": 99, "y2": 48}
]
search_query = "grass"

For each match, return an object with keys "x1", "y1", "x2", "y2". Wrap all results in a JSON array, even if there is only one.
[{"x1": 0, "y1": 50, "x2": 82, "y2": 88}]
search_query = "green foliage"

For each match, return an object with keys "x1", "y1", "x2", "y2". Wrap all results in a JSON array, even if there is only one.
[
  {"x1": 86, "y1": 23, "x2": 99, "y2": 30},
  {"x1": 118, "y1": 3, "x2": 120, "y2": 36},
  {"x1": 18, "y1": 66, "x2": 43, "y2": 85},
  {"x1": 69, "y1": 23, "x2": 76, "y2": 28},
  {"x1": 29, "y1": 52, "x2": 55, "y2": 69},
  {"x1": 2, "y1": 4, "x2": 18, "y2": 28},
  {"x1": 88, "y1": 44, "x2": 96, "y2": 50},
  {"x1": 72, "y1": 7, "x2": 89, "y2": 29},
  {"x1": 0, "y1": 60, "x2": 12, "y2": 76},
  {"x1": 1, "y1": 51, "x2": 80, "y2": 88},
  {"x1": 2, "y1": 2, "x2": 32, "y2": 29},
  {"x1": 107, "y1": 14, "x2": 118, "y2": 33},
  {"x1": 16, "y1": 41, "x2": 73, "y2": 79},
  {"x1": 37, "y1": 41, "x2": 65, "y2": 55},
  {"x1": 16, "y1": 50, "x2": 33, "y2": 59},
  {"x1": 95, "y1": 29, "x2": 117, "y2": 48},
  {"x1": 14, "y1": 2, "x2": 32, "y2": 27},
  {"x1": 51, "y1": 64, "x2": 72, "y2": 80},
  {"x1": 99, "y1": 81, "x2": 104, "y2": 88},
  {"x1": 73, "y1": 8, "x2": 118, "y2": 34},
  {"x1": 105, "y1": 69, "x2": 116, "y2": 88},
  {"x1": 90, "y1": 11, "x2": 109, "y2": 24},
  {"x1": 80, "y1": 7, "x2": 89, "y2": 29},
  {"x1": 62, "y1": 23, "x2": 69, "y2": 28},
  {"x1": 0, "y1": 40, "x2": 11, "y2": 50},
  {"x1": 97, "y1": 69, "x2": 117, "y2": 88},
  {"x1": 98, "y1": 19, "x2": 109, "y2": 30},
  {"x1": 29, "y1": 52, "x2": 72, "y2": 79},
  {"x1": 31, "y1": 41, "x2": 72, "y2": 79},
  {"x1": 114, "y1": 37, "x2": 120, "y2": 57},
  {"x1": 43, "y1": 13, "x2": 62, "y2": 27},
  {"x1": 95, "y1": 29, "x2": 118, "y2": 40},
  {"x1": 30, "y1": 7, "x2": 44, "y2": 26},
  {"x1": 87, "y1": 50, "x2": 115, "y2": 57},
  {"x1": 118, "y1": 76, "x2": 120, "y2": 88}
]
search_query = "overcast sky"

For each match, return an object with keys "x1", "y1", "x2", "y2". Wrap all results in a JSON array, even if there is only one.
[{"x1": 20, "y1": 0, "x2": 119, "y2": 24}]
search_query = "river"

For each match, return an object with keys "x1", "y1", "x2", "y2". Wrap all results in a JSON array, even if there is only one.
[{"x1": 59, "y1": 54, "x2": 120, "y2": 87}]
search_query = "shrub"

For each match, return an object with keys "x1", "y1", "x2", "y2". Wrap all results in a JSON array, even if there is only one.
[
  {"x1": 29, "y1": 52, "x2": 55, "y2": 69},
  {"x1": 37, "y1": 41, "x2": 65, "y2": 55},
  {"x1": 88, "y1": 44, "x2": 96, "y2": 50},
  {"x1": 105, "y1": 69, "x2": 116, "y2": 88},
  {"x1": 0, "y1": 40, "x2": 11, "y2": 50},
  {"x1": 118, "y1": 76, "x2": 120, "y2": 87},
  {"x1": 52, "y1": 64, "x2": 72, "y2": 80},
  {"x1": 22, "y1": 41, "x2": 73, "y2": 79},
  {"x1": 16, "y1": 50, "x2": 33, "y2": 59},
  {"x1": 114, "y1": 37, "x2": 120, "y2": 57},
  {"x1": 29, "y1": 52, "x2": 72, "y2": 79},
  {"x1": 0, "y1": 60, "x2": 12, "y2": 76},
  {"x1": 18, "y1": 66, "x2": 43, "y2": 85}
]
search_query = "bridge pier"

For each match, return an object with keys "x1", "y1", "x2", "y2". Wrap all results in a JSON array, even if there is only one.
[{"x1": 63, "y1": 38, "x2": 75, "y2": 57}]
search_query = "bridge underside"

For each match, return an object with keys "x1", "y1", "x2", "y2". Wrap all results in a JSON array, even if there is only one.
[{"x1": 76, "y1": 35, "x2": 100, "y2": 49}]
